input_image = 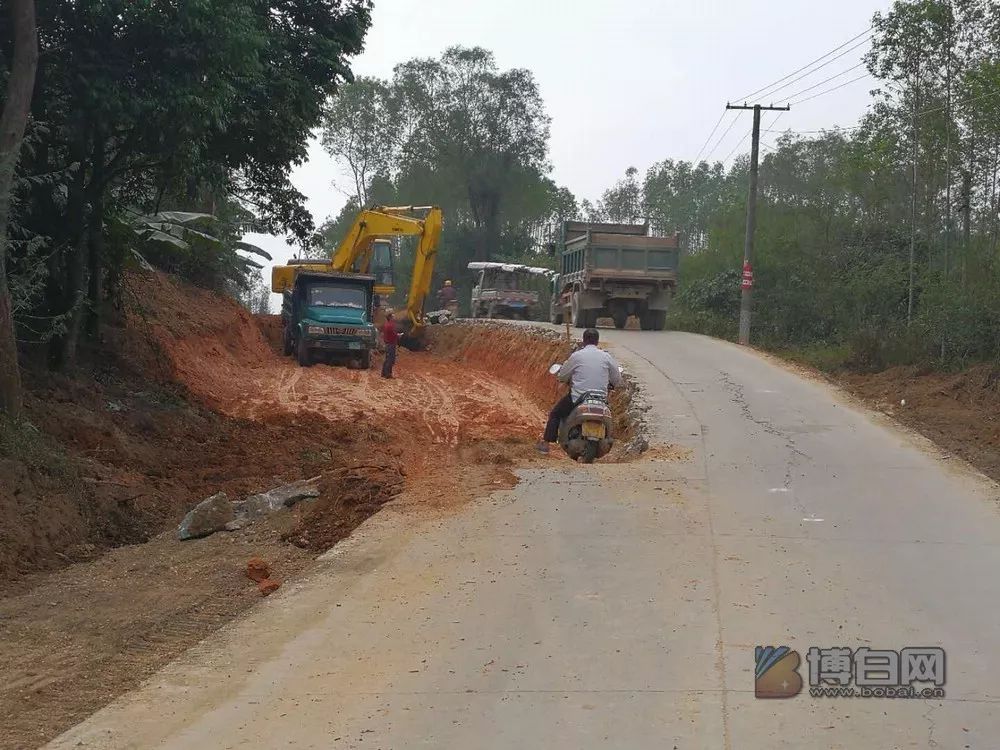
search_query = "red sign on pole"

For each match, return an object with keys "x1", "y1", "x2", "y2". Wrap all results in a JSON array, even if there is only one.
[{"x1": 741, "y1": 260, "x2": 754, "y2": 290}]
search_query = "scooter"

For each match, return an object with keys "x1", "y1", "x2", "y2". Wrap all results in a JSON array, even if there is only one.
[{"x1": 547, "y1": 363, "x2": 616, "y2": 464}]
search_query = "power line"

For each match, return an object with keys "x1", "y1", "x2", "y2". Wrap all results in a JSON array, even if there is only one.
[
  {"x1": 788, "y1": 73, "x2": 871, "y2": 106},
  {"x1": 777, "y1": 62, "x2": 868, "y2": 104},
  {"x1": 723, "y1": 131, "x2": 751, "y2": 163},
  {"x1": 694, "y1": 109, "x2": 728, "y2": 163},
  {"x1": 750, "y1": 86, "x2": 1000, "y2": 149},
  {"x1": 747, "y1": 37, "x2": 872, "y2": 105},
  {"x1": 703, "y1": 110, "x2": 744, "y2": 163},
  {"x1": 730, "y1": 27, "x2": 872, "y2": 103},
  {"x1": 761, "y1": 87, "x2": 1000, "y2": 136},
  {"x1": 919, "y1": 86, "x2": 1000, "y2": 117},
  {"x1": 730, "y1": 111, "x2": 786, "y2": 162},
  {"x1": 763, "y1": 125, "x2": 861, "y2": 134}
]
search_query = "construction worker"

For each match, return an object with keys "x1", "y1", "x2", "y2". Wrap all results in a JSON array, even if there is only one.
[
  {"x1": 381, "y1": 312, "x2": 400, "y2": 379},
  {"x1": 437, "y1": 279, "x2": 458, "y2": 312}
]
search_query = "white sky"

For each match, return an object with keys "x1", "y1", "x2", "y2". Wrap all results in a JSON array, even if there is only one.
[{"x1": 249, "y1": 0, "x2": 892, "y2": 303}]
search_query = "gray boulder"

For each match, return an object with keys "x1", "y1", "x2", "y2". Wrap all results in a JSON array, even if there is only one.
[
  {"x1": 236, "y1": 477, "x2": 321, "y2": 520},
  {"x1": 177, "y1": 492, "x2": 235, "y2": 540}
]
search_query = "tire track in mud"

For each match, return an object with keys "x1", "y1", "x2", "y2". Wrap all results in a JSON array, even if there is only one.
[{"x1": 166, "y1": 336, "x2": 545, "y2": 448}]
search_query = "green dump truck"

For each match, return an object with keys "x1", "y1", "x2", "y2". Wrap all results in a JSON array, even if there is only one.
[
  {"x1": 549, "y1": 221, "x2": 680, "y2": 331},
  {"x1": 271, "y1": 262, "x2": 378, "y2": 368}
]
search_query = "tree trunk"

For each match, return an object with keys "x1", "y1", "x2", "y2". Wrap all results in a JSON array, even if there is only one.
[
  {"x1": 86, "y1": 189, "x2": 104, "y2": 338},
  {"x1": 85, "y1": 136, "x2": 106, "y2": 338},
  {"x1": 0, "y1": 0, "x2": 39, "y2": 419},
  {"x1": 49, "y1": 137, "x2": 89, "y2": 372}
]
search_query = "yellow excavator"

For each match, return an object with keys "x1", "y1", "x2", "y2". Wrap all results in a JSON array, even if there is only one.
[{"x1": 330, "y1": 205, "x2": 443, "y2": 348}]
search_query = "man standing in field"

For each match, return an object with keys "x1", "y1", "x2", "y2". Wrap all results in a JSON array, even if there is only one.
[{"x1": 381, "y1": 312, "x2": 400, "y2": 379}]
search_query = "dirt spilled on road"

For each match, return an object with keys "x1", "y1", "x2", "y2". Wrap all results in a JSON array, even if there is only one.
[{"x1": 2, "y1": 273, "x2": 603, "y2": 749}]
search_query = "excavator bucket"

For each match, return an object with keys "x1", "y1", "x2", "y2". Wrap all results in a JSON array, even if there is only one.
[{"x1": 398, "y1": 320, "x2": 426, "y2": 352}]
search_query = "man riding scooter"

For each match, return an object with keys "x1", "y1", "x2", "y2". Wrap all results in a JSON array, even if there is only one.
[{"x1": 538, "y1": 328, "x2": 622, "y2": 455}]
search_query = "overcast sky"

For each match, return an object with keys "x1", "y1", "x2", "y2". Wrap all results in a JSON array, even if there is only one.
[{"x1": 249, "y1": 0, "x2": 892, "y2": 296}]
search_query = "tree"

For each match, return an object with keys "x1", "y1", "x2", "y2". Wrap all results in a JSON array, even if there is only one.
[
  {"x1": 391, "y1": 47, "x2": 552, "y2": 259},
  {"x1": 600, "y1": 167, "x2": 643, "y2": 223},
  {"x1": 0, "y1": 0, "x2": 38, "y2": 418},
  {"x1": 321, "y1": 76, "x2": 401, "y2": 206},
  {"x1": 4, "y1": 0, "x2": 371, "y2": 376}
]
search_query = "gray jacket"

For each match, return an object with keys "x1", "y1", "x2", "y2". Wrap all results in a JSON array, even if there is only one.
[{"x1": 557, "y1": 345, "x2": 622, "y2": 400}]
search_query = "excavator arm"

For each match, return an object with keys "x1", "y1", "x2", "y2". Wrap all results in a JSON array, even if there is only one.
[
  {"x1": 398, "y1": 206, "x2": 443, "y2": 347},
  {"x1": 331, "y1": 206, "x2": 440, "y2": 298},
  {"x1": 330, "y1": 205, "x2": 443, "y2": 348}
]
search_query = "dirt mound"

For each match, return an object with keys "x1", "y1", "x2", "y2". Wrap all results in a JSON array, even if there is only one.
[
  {"x1": 841, "y1": 363, "x2": 1000, "y2": 481},
  {"x1": 428, "y1": 322, "x2": 644, "y2": 455},
  {"x1": 2, "y1": 272, "x2": 557, "y2": 748},
  {"x1": 428, "y1": 323, "x2": 573, "y2": 410}
]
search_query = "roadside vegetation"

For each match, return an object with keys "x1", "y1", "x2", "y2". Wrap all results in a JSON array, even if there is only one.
[
  {"x1": 0, "y1": 0, "x2": 373, "y2": 419},
  {"x1": 315, "y1": 46, "x2": 576, "y2": 306},
  {"x1": 588, "y1": 1, "x2": 1000, "y2": 374}
]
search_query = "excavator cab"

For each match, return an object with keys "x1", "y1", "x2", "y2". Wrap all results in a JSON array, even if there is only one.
[
  {"x1": 369, "y1": 239, "x2": 394, "y2": 289},
  {"x1": 350, "y1": 238, "x2": 395, "y2": 290}
]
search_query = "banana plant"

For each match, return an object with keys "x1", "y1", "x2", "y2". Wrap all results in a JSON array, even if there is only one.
[{"x1": 123, "y1": 211, "x2": 272, "y2": 280}]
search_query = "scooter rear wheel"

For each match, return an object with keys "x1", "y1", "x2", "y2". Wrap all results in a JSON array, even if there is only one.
[{"x1": 581, "y1": 441, "x2": 599, "y2": 464}]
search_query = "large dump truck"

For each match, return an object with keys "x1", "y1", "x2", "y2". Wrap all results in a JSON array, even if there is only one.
[
  {"x1": 271, "y1": 261, "x2": 378, "y2": 368},
  {"x1": 550, "y1": 221, "x2": 679, "y2": 331}
]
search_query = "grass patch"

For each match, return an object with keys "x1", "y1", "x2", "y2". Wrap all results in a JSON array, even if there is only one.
[
  {"x1": 0, "y1": 415, "x2": 76, "y2": 479},
  {"x1": 666, "y1": 308, "x2": 735, "y2": 340},
  {"x1": 779, "y1": 343, "x2": 853, "y2": 373}
]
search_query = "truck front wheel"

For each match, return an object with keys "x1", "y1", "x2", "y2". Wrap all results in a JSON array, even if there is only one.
[
  {"x1": 296, "y1": 336, "x2": 312, "y2": 367},
  {"x1": 358, "y1": 350, "x2": 371, "y2": 369},
  {"x1": 282, "y1": 326, "x2": 293, "y2": 356}
]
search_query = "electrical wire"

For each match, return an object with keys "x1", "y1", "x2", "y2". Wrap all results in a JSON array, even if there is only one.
[
  {"x1": 730, "y1": 27, "x2": 873, "y2": 104},
  {"x1": 743, "y1": 37, "x2": 872, "y2": 105},
  {"x1": 694, "y1": 109, "x2": 728, "y2": 163},
  {"x1": 748, "y1": 84, "x2": 1000, "y2": 144},
  {"x1": 703, "y1": 110, "x2": 744, "y2": 163},
  {"x1": 763, "y1": 125, "x2": 861, "y2": 134},
  {"x1": 918, "y1": 86, "x2": 1000, "y2": 117},
  {"x1": 725, "y1": 110, "x2": 787, "y2": 163},
  {"x1": 788, "y1": 73, "x2": 871, "y2": 106},
  {"x1": 722, "y1": 131, "x2": 751, "y2": 163},
  {"x1": 776, "y1": 62, "x2": 868, "y2": 104}
]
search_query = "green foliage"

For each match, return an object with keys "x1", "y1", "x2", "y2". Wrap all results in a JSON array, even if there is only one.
[
  {"x1": 621, "y1": 1, "x2": 1000, "y2": 373},
  {"x1": 5, "y1": 0, "x2": 371, "y2": 368},
  {"x1": 316, "y1": 46, "x2": 572, "y2": 299}
]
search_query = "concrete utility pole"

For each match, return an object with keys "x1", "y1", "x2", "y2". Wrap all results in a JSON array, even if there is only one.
[{"x1": 727, "y1": 103, "x2": 790, "y2": 345}]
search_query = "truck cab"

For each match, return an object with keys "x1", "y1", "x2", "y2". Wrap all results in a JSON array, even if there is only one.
[{"x1": 274, "y1": 267, "x2": 378, "y2": 368}]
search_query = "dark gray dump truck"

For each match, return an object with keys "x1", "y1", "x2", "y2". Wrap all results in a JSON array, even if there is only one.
[{"x1": 549, "y1": 221, "x2": 680, "y2": 330}]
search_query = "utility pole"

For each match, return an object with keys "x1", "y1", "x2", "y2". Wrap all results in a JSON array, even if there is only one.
[
  {"x1": 727, "y1": 102, "x2": 790, "y2": 345},
  {"x1": 907, "y1": 67, "x2": 920, "y2": 326},
  {"x1": 961, "y1": 167, "x2": 972, "y2": 287}
]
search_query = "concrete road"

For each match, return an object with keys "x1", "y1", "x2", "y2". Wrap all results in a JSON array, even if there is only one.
[{"x1": 49, "y1": 331, "x2": 1000, "y2": 749}]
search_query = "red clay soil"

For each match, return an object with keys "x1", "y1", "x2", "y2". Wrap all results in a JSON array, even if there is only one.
[{"x1": 0, "y1": 272, "x2": 569, "y2": 749}]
